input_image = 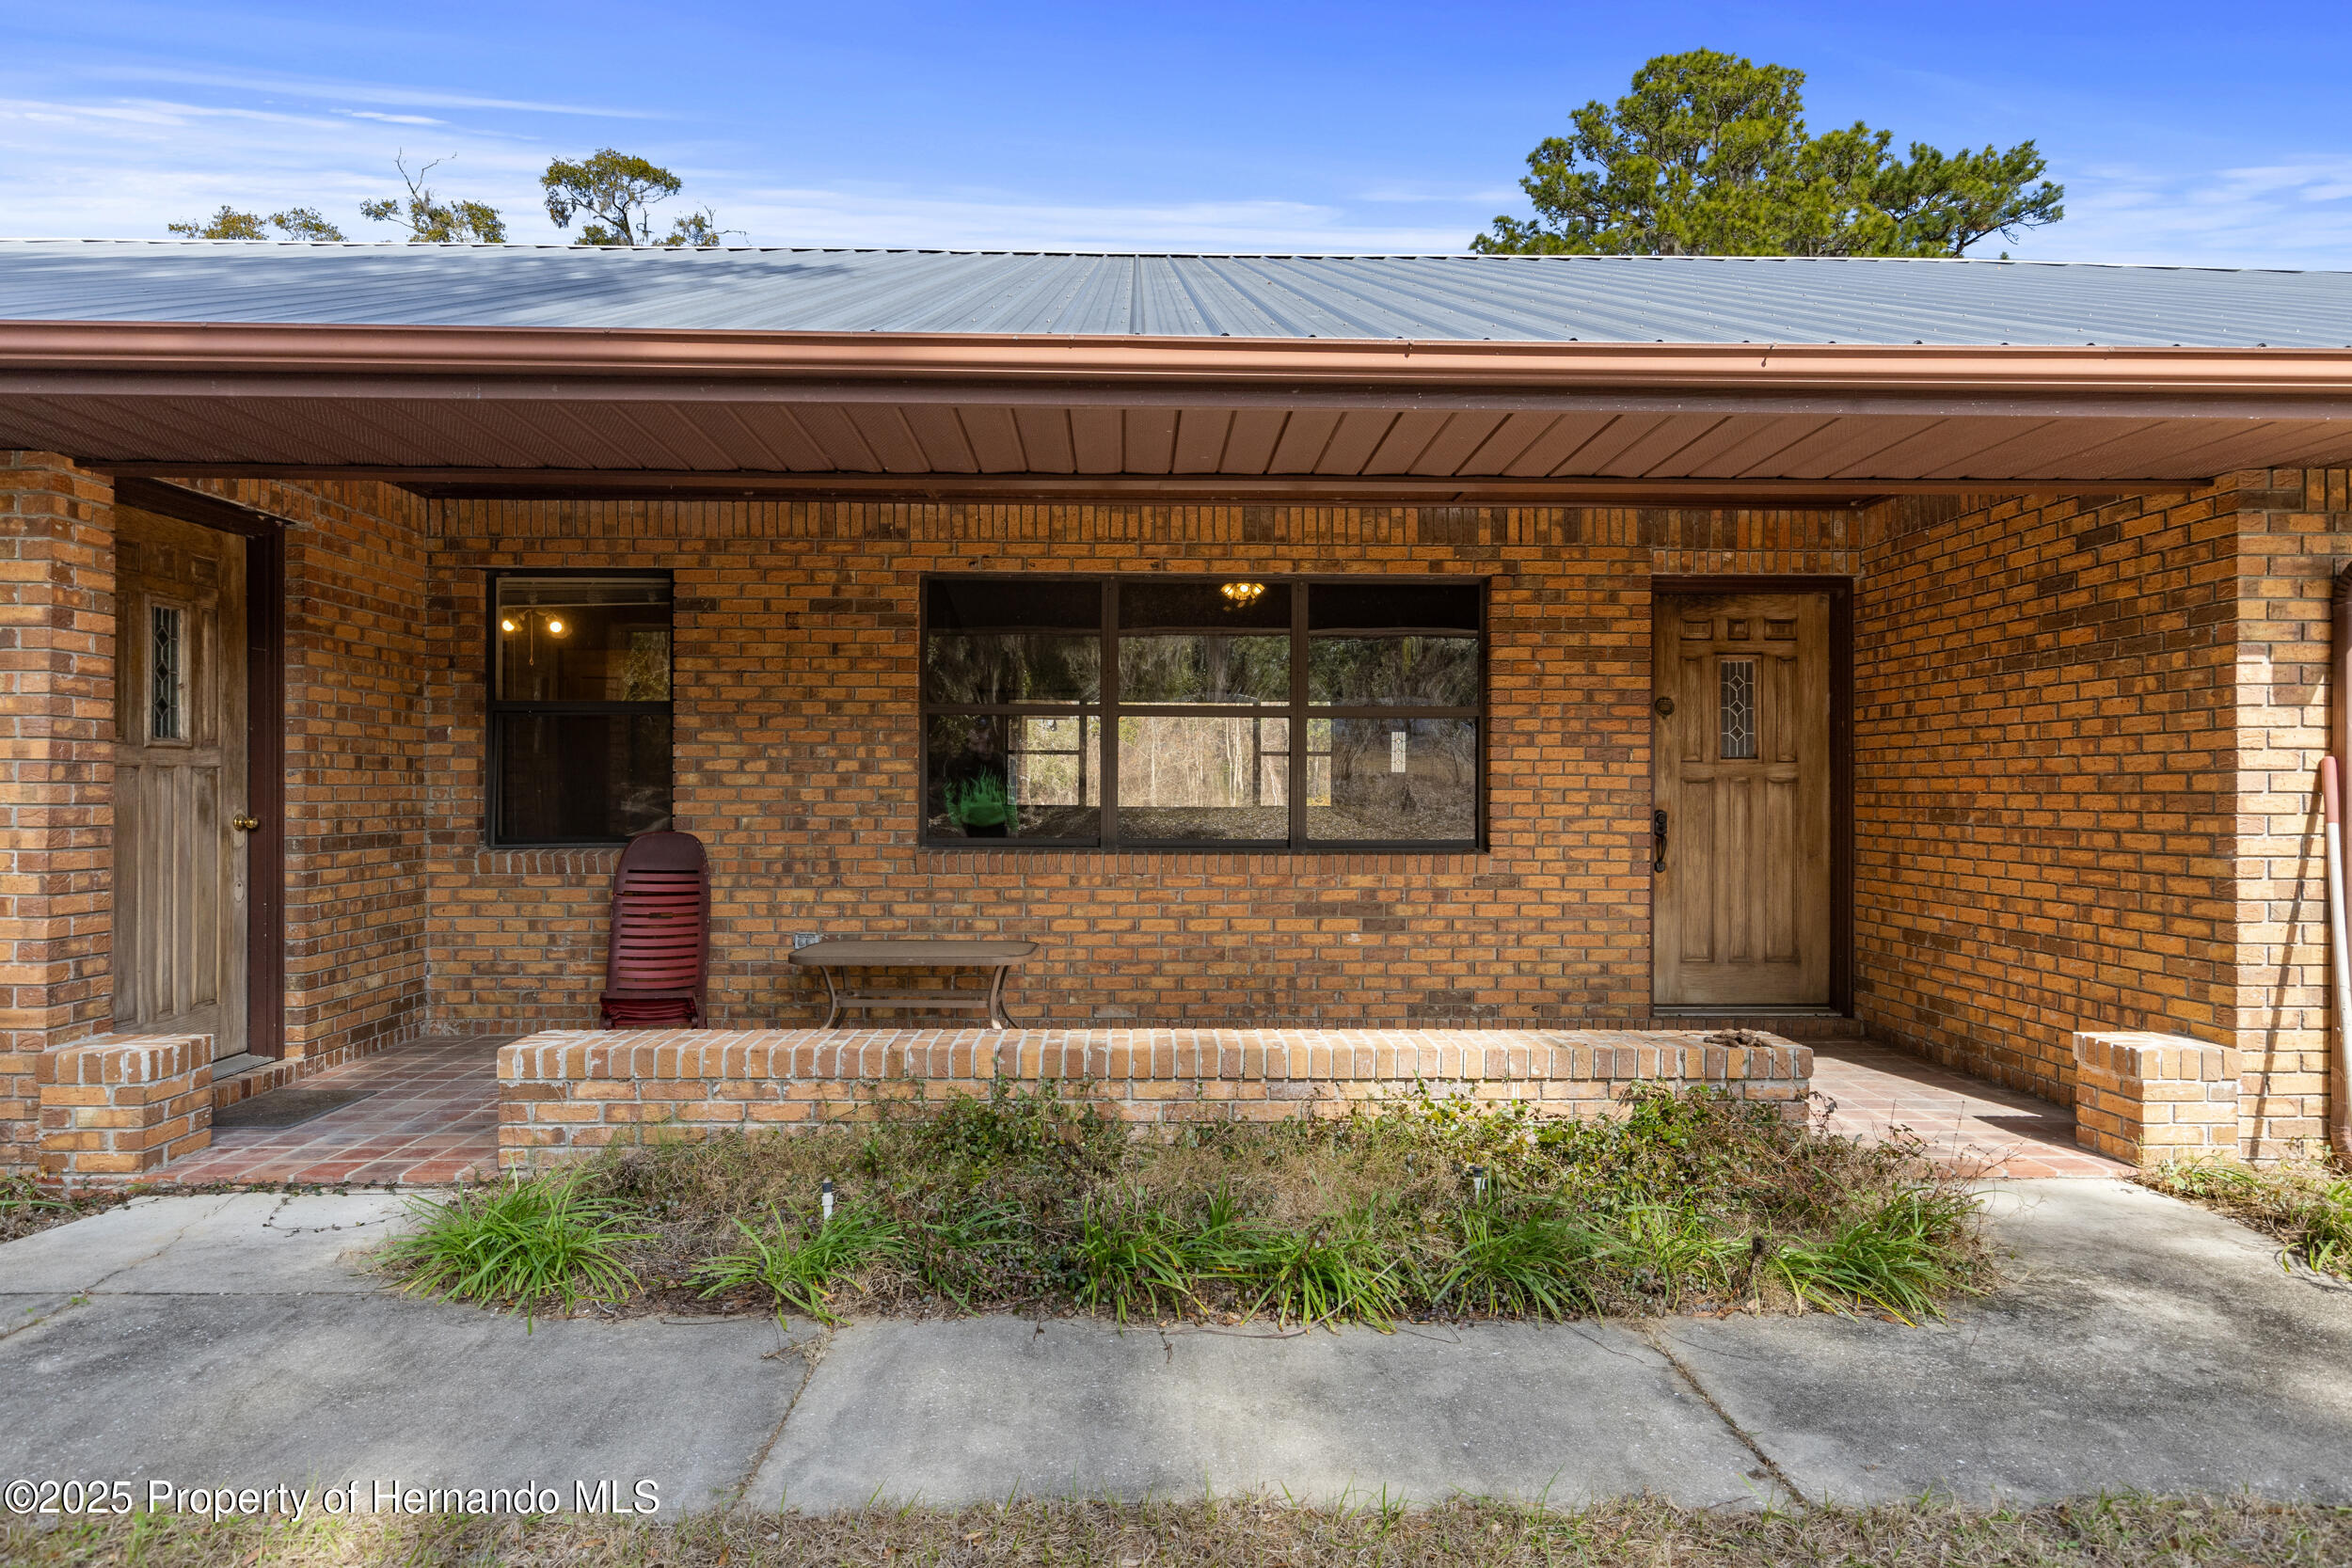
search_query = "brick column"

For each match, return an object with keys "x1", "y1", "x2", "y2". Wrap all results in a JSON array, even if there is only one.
[
  {"x1": 0, "y1": 451, "x2": 115, "y2": 1178},
  {"x1": 36, "y1": 1033, "x2": 212, "y2": 1186},
  {"x1": 2072, "y1": 1030, "x2": 2243, "y2": 1164}
]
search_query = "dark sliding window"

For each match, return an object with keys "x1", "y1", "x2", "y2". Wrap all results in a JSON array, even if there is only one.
[
  {"x1": 921, "y1": 575, "x2": 1483, "y2": 849},
  {"x1": 487, "y1": 573, "x2": 674, "y2": 846}
]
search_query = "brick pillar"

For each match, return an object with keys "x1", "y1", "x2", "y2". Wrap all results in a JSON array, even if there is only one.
[
  {"x1": 36, "y1": 1032, "x2": 212, "y2": 1187},
  {"x1": 2072, "y1": 1030, "x2": 2243, "y2": 1164},
  {"x1": 0, "y1": 452, "x2": 115, "y2": 1179}
]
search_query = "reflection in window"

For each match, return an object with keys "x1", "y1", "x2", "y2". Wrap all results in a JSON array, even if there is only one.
[
  {"x1": 1720, "y1": 658, "x2": 1757, "y2": 760},
  {"x1": 1305, "y1": 719, "x2": 1478, "y2": 843},
  {"x1": 490, "y1": 574, "x2": 674, "y2": 845},
  {"x1": 918, "y1": 576, "x2": 1482, "y2": 848},
  {"x1": 1119, "y1": 635, "x2": 1287, "y2": 705},
  {"x1": 1117, "y1": 716, "x2": 1289, "y2": 841},
  {"x1": 924, "y1": 713, "x2": 1102, "y2": 841}
]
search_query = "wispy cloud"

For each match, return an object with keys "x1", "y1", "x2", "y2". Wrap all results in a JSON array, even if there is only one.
[
  {"x1": 717, "y1": 185, "x2": 1479, "y2": 252},
  {"x1": 343, "y1": 110, "x2": 445, "y2": 127},
  {"x1": 2007, "y1": 158, "x2": 2352, "y2": 267},
  {"x1": 84, "y1": 63, "x2": 657, "y2": 119}
]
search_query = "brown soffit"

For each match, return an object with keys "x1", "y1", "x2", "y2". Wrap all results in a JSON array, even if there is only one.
[
  {"x1": 7, "y1": 320, "x2": 2352, "y2": 401},
  {"x1": 88, "y1": 465, "x2": 2191, "y2": 509}
]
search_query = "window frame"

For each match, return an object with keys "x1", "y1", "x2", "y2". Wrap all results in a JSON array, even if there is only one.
[
  {"x1": 483, "y1": 567, "x2": 676, "y2": 848},
  {"x1": 918, "y1": 572, "x2": 1487, "y2": 853}
]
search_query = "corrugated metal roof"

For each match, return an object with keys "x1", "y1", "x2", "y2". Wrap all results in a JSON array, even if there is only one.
[{"x1": 1, "y1": 240, "x2": 2349, "y2": 348}]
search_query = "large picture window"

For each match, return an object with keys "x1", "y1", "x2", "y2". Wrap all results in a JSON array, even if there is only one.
[
  {"x1": 921, "y1": 575, "x2": 1483, "y2": 849},
  {"x1": 487, "y1": 573, "x2": 673, "y2": 846}
]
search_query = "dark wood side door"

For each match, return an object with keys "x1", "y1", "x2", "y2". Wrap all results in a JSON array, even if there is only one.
[
  {"x1": 112, "y1": 505, "x2": 250, "y2": 1052},
  {"x1": 1651, "y1": 591, "x2": 1832, "y2": 1007}
]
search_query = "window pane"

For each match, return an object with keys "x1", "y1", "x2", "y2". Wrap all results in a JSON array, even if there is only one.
[
  {"x1": 496, "y1": 712, "x2": 673, "y2": 842},
  {"x1": 1305, "y1": 718, "x2": 1477, "y2": 843},
  {"x1": 1308, "y1": 581, "x2": 1480, "y2": 633},
  {"x1": 924, "y1": 633, "x2": 1100, "y2": 704},
  {"x1": 495, "y1": 578, "x2": 672, "y2": 702},
  {"x1": 926, "y1": 713, "x2": 1102, "y2": 841},
  {"x1": 1118, "y1": 634, "x2": 1288, "y2": 705},
  {"x1": 1309, "y1": 635, "x2": 1477, "y2": 706},
  {"x1": 1115, "y1": 715, "x2": 1289, "y2": 841},
  {"x1": 1120, "y1": 578, "x2": 1291, "y2": 631}
]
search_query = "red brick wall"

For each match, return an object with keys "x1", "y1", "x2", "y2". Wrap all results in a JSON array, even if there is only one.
[
  {"x1": 178, "y1": 478, "x2": 434, "y2": 1062},
  {"x1": 422, "y1": 500, "x2": 1864, "y2": 1034},
  {"x1": 1851, "y1": 484, "x2": 2241, "y2": 1105},
  {"x1": 2227, "y1": 469, "x2": 2352, "y2": 1155},
  {"x1": 0, "y1": 452, "x2": 115, "y2": 1174},
  {"x1": 1850, "y1": 474, "x2": 2352, "y2": 1158},
  {"x1": 497, "y1": 1025, "x2": 1815, "y2": 1166},
  {"x1": 0, "y1": 460, "x2": 431, "y2": 1174}
]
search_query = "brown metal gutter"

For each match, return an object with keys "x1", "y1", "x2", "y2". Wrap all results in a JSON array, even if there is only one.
[{"x1": 7, "y1": 320, "x2": 2352, "y2": 398}]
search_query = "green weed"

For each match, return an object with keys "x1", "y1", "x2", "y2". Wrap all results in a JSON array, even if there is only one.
[
  {"x1": 1227, "y1": 1210, "x2": 1409, "y2": 1329},
  {"x1": 1070, "y1": 1196, "x2": 1197, "y2": 1322},
  {"x1": 1772, "y1": 1187, "x2": 1979, "y2": 1322},
  {"x1": 380, "y1": 1174, "x2": 649, "y2": 1325},
  {"x1": 691, "y1": 1203, "x2": 903, "y2": 1323},
  {"x1": 1433, "y1": 1208, "x2": 1600, "y2": 1320}
]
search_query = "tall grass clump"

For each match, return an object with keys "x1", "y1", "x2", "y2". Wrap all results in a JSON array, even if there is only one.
[
  {"x1": 380, "y1": 1172, "x2": 650, "y2": 1325},
  {"x1": 691, "y1": 1202, "x2": 902, "y2": 1322}
]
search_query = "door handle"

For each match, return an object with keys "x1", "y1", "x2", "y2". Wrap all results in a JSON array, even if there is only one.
[
  {"x1": 231, "y1": 815, "x2": 261, "y2": 832},
  {"x1": 1652, "y1": 809, "x2": 1668, "y2": 873}
]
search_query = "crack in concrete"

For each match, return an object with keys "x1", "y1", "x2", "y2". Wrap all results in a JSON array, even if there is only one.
[
  {"x1": 76, "y1": 1193, "x2": 245, "y2": 1296},
  {"x1": 0, "y1": 1296, "x2": 87, "y2": 1342},
  {"x1": 1639, "y1": 1320, "x2": 1808, "y2": 1508},
  {"x1": 731, "y1": 1323, "x2": 833, "y2": 1512}
]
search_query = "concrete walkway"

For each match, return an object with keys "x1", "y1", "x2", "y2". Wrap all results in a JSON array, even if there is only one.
[{"x1": 3, "y1": 1180, "x2": 2346, "y2": 1514}]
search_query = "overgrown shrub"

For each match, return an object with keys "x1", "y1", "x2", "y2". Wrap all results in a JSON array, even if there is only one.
[{"x1": 537, "y1": 1081, "x2": 1990, "y2": 1329}]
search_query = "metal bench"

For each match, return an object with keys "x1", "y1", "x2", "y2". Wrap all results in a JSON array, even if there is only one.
[{"x1": 787, "y1": 938, "x2": 1040, "y2": 1029}]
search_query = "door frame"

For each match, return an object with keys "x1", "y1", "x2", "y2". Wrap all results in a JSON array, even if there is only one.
[
  {"x1": 1649, "y1": 576, "x2": 1854, "y2": 1014},
  {"x1": 113, "y1": 479, "x2": 288, "y2": 1059}
]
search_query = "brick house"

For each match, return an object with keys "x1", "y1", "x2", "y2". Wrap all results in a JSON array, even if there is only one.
[{"x1": 4, "y1": 242, "x2": 2349, "y2": 1180}]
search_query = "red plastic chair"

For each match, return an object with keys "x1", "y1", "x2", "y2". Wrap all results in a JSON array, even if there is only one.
[{"x1": 597, "y1": 831, "x2": 711, "y2": 1029}]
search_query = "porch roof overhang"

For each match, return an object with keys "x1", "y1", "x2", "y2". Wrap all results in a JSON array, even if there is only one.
[{"x1": 7, "y1": 245, "x2": 2352, "y2": 504}]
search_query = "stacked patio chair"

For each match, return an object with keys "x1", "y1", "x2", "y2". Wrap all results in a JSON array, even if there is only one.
[{"x1": 596, "y1": 830, "x2": 711, "y2": 1029}]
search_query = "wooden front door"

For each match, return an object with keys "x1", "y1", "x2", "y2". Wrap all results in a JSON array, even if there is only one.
[
  {"x1": 1651, "y1": 591, "x2": 1832, "y2": 1007},
  {"x1": 113, "y1": 505, "x2": 250, "y2": 1052}
]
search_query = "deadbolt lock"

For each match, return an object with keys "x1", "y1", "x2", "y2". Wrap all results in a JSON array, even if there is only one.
[
  {"x1": 231, "y1": 815, "x2": 261, "y2": 832},
  {"x1": 1653, "y1": 696, "x2": 1675, "y2": 717}
]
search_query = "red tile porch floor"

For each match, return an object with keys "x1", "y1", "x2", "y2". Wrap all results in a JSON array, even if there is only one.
[
  {"x1": 155, "y1": 1031, "x2": 2129, "y2": 1188},
  {"x1": 1811, "y1": 1039, "x2": 2130, "y2": 1179},
  {"x1": 163, "y1": 1036, "x2": 508, "y2": 1187}
]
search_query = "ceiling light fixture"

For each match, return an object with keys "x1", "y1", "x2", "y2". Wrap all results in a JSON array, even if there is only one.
[
  {"x1": 499, "y1": 617, "x2": 516, "y2": 633},
  {"x1": 546, "y1": 617, "x2": 567, "y2": 636},
  {"x1": 1219, "y1": 581, "x2": 1266, "y2": 608}
]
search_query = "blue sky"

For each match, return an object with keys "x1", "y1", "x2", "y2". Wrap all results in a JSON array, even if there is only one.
[{"x1": 4, "y1": 1, "x2": 2350, "y2": 264}]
